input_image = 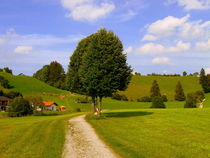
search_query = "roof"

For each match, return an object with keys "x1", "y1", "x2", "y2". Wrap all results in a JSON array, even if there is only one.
[
  {"x1": 42, "y1": 101, "x2": 58, "y2": 107},
  {"x1": 0, "y1": 96, "x2": 10, "y2": 101}
]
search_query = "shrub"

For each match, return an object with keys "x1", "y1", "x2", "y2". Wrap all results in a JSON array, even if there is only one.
[
  {"x1": 111, "y1": 93, "x2": 128, "y2": 101},
  {"x1": 151, "y1": 96, "x2": 166, "y2": 108},
  {"x1": 0, "y1": 76, "x2": 10, "y2": 88},
  {"x1": 137, "y1": 96, "x2": 151, "y2": 102},
  {"x1": 161, "y1": 95, "x2": 168, "y2": 102},
  {"x1": 5, "y1": 91, "x2": 22, "y2": 99},
  {"x1": 8, "y1": 97, "x2": 33, "y2": 117},
  {"x1": 184, "y1": 91, "x2": 205, "y2": 108}
]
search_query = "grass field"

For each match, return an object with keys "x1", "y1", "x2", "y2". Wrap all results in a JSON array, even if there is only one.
[
  {"x1": 0, "y1": 72, "x2": 68, "y2": 95},
  {"x1": 87, "y1": 108, "x2": 210, "y2": 158},
  {"x1": 0, "y1": 113, "x2": 82, "y2": 158},
  {"x1": 120, "y1": 75, "x2": 202, "y2": 101}
]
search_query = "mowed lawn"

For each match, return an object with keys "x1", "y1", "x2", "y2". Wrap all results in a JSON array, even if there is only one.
[
  {"x1": 87, "y1": 109, "x2": 210, "y2": 158},
  {"x1": 0, "y1": 113, "x2": 81, "y2": 158}
]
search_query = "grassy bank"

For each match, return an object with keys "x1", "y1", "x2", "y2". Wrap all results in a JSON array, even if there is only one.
[
  {"x1": 87, "y1": 109, "x2": 210, "y2": 158},
  {"x1": 0, "y1": 113, "x2": 82, "y2": 158}
]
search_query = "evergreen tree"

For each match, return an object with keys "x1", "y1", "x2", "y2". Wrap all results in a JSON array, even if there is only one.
[
  {"x1": 150, "y1": 80, "x2": 161, "y2": 99},
  {"x1": 199, "y1": 68, "x2": 209, "y2": 93},
  {"x1": 174, "y1": 81, "x2": 186, "y2": 101}
]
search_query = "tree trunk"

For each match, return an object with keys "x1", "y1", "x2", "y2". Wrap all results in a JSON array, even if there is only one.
[
  {"x1": 99, "y1": 96, "x2": 103, "y2": 115},
  {"x1": 92, "y1": 96, "x2": 96, "y2": 114}
]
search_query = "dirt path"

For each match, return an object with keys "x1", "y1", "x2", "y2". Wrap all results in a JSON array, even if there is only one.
[{"x1": 62, "y1": 115, "x2": 118, "y2": 158}]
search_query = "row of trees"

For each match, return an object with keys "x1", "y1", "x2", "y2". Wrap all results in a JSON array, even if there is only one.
[
  {"x1": 33, "y1": 61, "x2": 66, "y2": 89},
  {"x1": 67, "y1": 29, "x2": 132, "y2": 114}
]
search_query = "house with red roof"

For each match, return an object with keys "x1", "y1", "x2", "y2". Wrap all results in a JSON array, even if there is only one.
[{"x1": 42, "y1": 101, "x2": 58, "y2": 111}]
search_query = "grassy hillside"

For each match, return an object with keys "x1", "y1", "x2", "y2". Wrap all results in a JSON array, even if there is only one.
[
  {"x1": 120, "y1": 75, "x2": 202, "y2": 101},
  {"x1": 0, "y1": 72, "x2": 68, "y2": 95},
  {"x1": 0, "y1": 113, "x2": 82, "y2": 158},
  {"x1": 87, "y1": 108, "x2": 210, "y2": 158}
]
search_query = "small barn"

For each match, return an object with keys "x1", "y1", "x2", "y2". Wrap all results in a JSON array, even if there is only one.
[
  {"x1": 42, "y1": 101, "x2": 58, "y2": 111},
  {"x1": 0, "y1": 96, "x2": 10, "y2": 111}
]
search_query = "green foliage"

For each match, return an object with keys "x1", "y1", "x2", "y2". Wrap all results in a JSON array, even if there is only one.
[
  {"x1": 0, "y1": 75, "x2": 10, "y2": 88},
  {"x1": 0, "y1": 90, "x2": 3, "y2": 96},
  {"x1": 3, "y1": 67, "x2": 12, "y2": 74},
  {"x1": 33, "y1": 61, "x2": 66, "y2": 90},
  {"x1": 67, "y1": 35, "x2": 92, "y2": 93},
  {"x1": 137, "y1": 96, "x2": 151, "y2": 102},
  {"x1": 151, "y1": 96, "x2": 166, "y2": 108},
  {"x1": 8, "y1": 97, "x2": 33, "y2": 117},
  {"x1": 174, "y1": 81, "x2": 186, "y2": 101},
  {"x1": 0, "y1": 68, "x2": 3, "y2": 72},
  {"x1": 184, "y1": 91, "x2": 205, "y2": 108},
  {"x1": 76, "y1": 96, "x2": 90, "y2": 104},
  {"x1": 199, "y1": 68, "x2": 210, "y2": 93},
  {"x1": 150, "y1": 80, "x2": 161, "y2": 99},
  {"x1": 112, "y1": 93, "x2": 128, "y2": 101},
  {"x1": 161, "y1": 94, "x2": 168, "y2": 102},
  {"x1": 25, "y1": 96, "x2": 44, "y2": 111},
  {"x1": 183, "y1": 71, "x2": 187, "y2": 76},
  {"x1": 5, "y1": 91, "x2": 22, "y2": 99},
  {"x1": 33, "y1": 65, "x2": 49, "y2": 82}
]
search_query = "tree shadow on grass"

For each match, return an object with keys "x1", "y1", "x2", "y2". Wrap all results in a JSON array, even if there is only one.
[{"x1": 104, "y1": 111, "x2": 153, "y2": 118}]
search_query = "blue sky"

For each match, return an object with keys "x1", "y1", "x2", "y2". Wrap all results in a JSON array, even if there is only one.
[{"x1": 0, "y1": 0, "x2": 210, "y2": 75}]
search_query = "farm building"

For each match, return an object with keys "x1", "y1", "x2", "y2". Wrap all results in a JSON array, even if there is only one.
[
  {"x1": 0, "y1": 96, "x2": 10, "y2": 111},
  {"x1": 42, "y1": 101, "x2": 58, "y2": 111}
]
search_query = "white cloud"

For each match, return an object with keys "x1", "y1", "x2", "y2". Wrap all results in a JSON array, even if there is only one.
[
  {"x1": 196, "y1": 38, "x2": 210, "y2": 51},
  {"x1": 120, "y1": 10, "x2": 137, "y2": 21},
  {"x1": 0, "y1": 38, "x2": 6, "y2": 45},
  {"x1": 142, "y1": 34, "x2": 158, "y2": 41},
  {"x1": 124, "y1": 46, "x2": 133, "y2": 54},
  {"x1": 136, "y1": 41, "x2": 190, "y2": 55},
  {"x1": 61, "y1": 0, "x2": 115, "y2": 22},
  {"x1": 152, "y1": 57, "x2": 172, "y2": 65},
  {"x1": 147, "y1": 14, "x2": 190, "y2": 37},
  {"x1": 144, "y1": 14, "x2": 210, "y2": 40},
  {"x1": 166, "y1": 0, "x2": 210, "y2": 10},
  {"x1": 14, "y1": 46, "x2": 33, "y2": 54}
]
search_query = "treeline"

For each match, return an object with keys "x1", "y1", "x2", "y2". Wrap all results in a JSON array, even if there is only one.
[
  {"x1": 33, "y1": 61, "x2": 66, "y2": 90},
  {"x1": 0, "y1": 67, "x2": 13, "y2": 74}
]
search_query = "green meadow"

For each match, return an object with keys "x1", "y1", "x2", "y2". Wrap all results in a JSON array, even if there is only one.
[{"x1": 87, "y1": 109, "x2": 210, "y2": 158}]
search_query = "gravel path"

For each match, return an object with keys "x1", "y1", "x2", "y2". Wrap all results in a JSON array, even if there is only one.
[{"x1": 62, "y1": 115, "x2": 118, "y2": 158}]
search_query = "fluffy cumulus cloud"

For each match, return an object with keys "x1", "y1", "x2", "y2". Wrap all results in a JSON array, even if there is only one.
[
  {"x1": 166, "y1": 0, "x2": 210, "y2": 10},
  {"x1": 14, "y1": 46, "x2": 33, "y2": 54},
  {"x1": 196, "y1": 38, "x2": 210, "y2": 51},
  {"x1": 152, "y1": 57, "x2": 172, "y2": 65},
  {"x1": 142, "y1": 14, "x2": 210, "y2": 41},
  {"x1": 60, "y1": 0, "x2": 115, "y2": 22},
  {"x1": 136, "y1": 41, "x2": 190, "y2": 55}
]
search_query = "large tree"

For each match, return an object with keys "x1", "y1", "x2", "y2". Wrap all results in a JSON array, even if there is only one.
[
  {"x1": 150, "y1": 80, "x2": 161, "y2": 99},
  {"x1": 68, "y1": 29, "x2": 132, "y2": 114},
  {"x1": 199, "y1": 68, "x2": 209, "y2": 93},
  {"x1": 174, "y1": 81, "x2": 186, "y2": 101}
]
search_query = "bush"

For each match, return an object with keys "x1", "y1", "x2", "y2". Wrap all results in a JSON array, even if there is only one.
[
  {"x1": 184, "y1": 91, "x2": 205, "y2": 108},
  {"x1": 8, "y1": 97, "x2": 33, "y2": 117},
  {"x1": 161, "y1": 95, "x2": 168, "y2": 102},
  {"x1": 111, "y1": 93, "x2": 128, "y2": 101},
  {"x1": 3, "y1": 67, "x2": 12, "y2": 74},
  {"x1": 0, "y1": 76, "x2": 10, "y2": 88},
  {"x1": 151, "y1": 96, "x2": 166, "y2": 108},
  {"x1": 5, "y1": 91, "x2": 22, "y2": 99},
  {"x1": 137, "y1": 96, "x2": 151, "y2": 102}
]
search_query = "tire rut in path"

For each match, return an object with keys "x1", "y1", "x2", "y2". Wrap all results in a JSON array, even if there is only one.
[{"x1": 63, "y1": 115, "x2": 118, "y2": 158}]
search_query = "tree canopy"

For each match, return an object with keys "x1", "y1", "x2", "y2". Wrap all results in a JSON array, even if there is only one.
[{"x1": 67, "y1": 28, "x2": 132, "y2": 114}]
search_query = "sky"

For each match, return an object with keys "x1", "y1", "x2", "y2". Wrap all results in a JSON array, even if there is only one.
[{"x1": 0, "y1": 0, "x2": 210, "y2": 75}]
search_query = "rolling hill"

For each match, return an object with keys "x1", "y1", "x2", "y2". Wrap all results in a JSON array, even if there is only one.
[
  {"x1": 0, "y1": 72, "x2": 68, "y2": 95},
  {"x1": 119, "y1": 75, "x2": 203, "y2": 101}
]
